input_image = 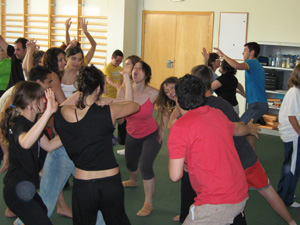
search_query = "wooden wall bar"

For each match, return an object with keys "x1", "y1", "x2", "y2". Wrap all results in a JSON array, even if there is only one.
[{"x1": 0, "y1": 0, "x2": 108, "y2": 68}]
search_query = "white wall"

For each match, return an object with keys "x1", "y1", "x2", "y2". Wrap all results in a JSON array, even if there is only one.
[
  {"x1": 134, "y1": 0, "x2": 300, "y2": 116},
  {"x1": 3, "y1": 0, "x2": 300, "y2": 114}
]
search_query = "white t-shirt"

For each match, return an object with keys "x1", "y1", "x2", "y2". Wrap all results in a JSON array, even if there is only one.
[
  {"x1": 278, "y1": 86, "x2": 300, "y2": 142},
  {"x1": 61, "y1": 83, "x2": 77, "y2": 99}
]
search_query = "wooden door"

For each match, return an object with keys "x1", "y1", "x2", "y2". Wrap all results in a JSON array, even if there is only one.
[
  {"x1": 142, "y1": 13, "x2": 177, "y2": 89},
  {"x1": 142, "y1": 11, "x2": 214, "y2": 90},
  {"x1": 174, "y1": 14, "x2": 213, "y2": 77}
]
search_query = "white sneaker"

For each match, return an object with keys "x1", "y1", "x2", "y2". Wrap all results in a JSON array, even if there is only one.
[
  {"x1": 117, "y1": 149, "x2": 125, "y2": 155},
  {"x1": 289, "y1": 202, "x2": 300, "y2": 208}
]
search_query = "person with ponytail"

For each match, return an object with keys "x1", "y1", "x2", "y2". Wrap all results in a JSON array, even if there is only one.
[
  {"x1": 54, "y1": 65, "x2": 139, "y2": 225},
  {"x1": 0, "y1": 81, "x2": 61, "y2": 225}
]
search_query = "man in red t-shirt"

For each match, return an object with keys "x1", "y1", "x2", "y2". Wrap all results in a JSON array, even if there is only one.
[{"x1": 168, "y1": 75, "x2": 259, "y2": 225}]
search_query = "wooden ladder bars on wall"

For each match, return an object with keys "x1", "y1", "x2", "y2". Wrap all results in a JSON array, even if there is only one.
[{"x1": 0, "y1": 0, "x2": 107, "y2": 68}]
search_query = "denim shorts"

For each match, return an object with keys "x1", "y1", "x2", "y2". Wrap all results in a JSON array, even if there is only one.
[{"x1": 240, "y1": 102, "x2": 268, "y2": 124}]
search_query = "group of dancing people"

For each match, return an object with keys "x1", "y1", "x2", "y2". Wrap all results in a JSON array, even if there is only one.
[{"x1": 0, "y1": 17, "x2": 298, "y2": 225}]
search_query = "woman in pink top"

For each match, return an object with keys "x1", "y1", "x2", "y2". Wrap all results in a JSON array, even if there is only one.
[{"x1": 118, "y1": 61, "x2": 161, "y2": 217}]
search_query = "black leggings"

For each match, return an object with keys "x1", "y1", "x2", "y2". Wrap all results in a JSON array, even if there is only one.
[
  {"x1": 125, "y1": 129, "x2": 161, "y2": 180},
  {"x1": 180, "y1": 171, "x2": 247, "y2": 225},
  {"x1": 72, "y1": 173, "x2": 131, "y2": 225},
  {"x1": 4, "y1": 181, "x2": 52, "y2": 225}
]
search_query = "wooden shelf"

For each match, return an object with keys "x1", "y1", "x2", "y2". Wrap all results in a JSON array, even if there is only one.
[
  {"x1": 263, "y1": 66, "x2": 294, "y2": 71},
  {"x1": 266, "y1": 90, "x2": 287, "y2": 94},
  {"x1": 260, "y1": 128, "x2": 280, "y2": 136}
]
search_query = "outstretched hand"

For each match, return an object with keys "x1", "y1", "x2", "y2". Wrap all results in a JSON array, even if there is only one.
[
  {"x1": 213, "y1": 47, "x2": 224, "y2": 58},
  {"x1": 201, "y1": 47, "x2": 210, "y2": 62},
  {"x1": 247, "y1": 119, "x2": 261, "y2": 139},
  {"x1": 45, "y1": 88, "x2": 58, "y2": 114},
  {"x1": 119, "y1": 64, "x2": 132, "y2": 77},
  {"x1": 26, "y1": 39, "x2": 38, "y2": 52},
  {"x1": 65, "y1": 18, "x2": 72, "y2": 30},
  {"x1": 80, "y1": 18, "x2": 88, "y2": 33}
]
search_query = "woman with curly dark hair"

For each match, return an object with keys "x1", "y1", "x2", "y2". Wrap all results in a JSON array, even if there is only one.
[
  {"x1": 211, "y1": 60, "x2": 245, "y2": 115},
  {"x1": 42, "y1": 47, "x2": 67, "y2": 104},
  {"x1": 156, "y1": 76, "x2": 178, "y2": 142}
]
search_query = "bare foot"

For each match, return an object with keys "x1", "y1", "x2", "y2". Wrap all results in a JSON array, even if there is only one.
[
  {"x1": 57, "y1": 206, "x2": 73, "y2": 218},
  {"x1": 5, "y1": 207, "x2": 16, "y2": 217},
  {"x1": 56, "y1": 191, "x2": 73, "y2": 218},
  {"x1": 173, "y1": 215, "x2": 180, "y2": 222}
]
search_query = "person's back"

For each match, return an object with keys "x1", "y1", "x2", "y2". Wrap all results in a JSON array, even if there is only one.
[
  {"x1": 54, "y1": 104, "x2": 117, "y2": 171},
  {"x1": 169, "y1": 105, "x2": 248, "y2": 205}
]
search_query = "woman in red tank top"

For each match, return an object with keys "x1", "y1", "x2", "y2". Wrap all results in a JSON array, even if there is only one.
[{"x1": 118, "y1": 61, "x2": 162, "y2": 217}]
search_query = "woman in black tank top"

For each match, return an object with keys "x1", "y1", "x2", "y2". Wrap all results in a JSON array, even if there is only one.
[{"x1": 54, "y1": 65, "x2": 139, "y2": 225}]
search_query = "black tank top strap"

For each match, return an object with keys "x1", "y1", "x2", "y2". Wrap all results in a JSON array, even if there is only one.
[{"x1": 74, "y1": 108, "x2": 79, "y2": 122}]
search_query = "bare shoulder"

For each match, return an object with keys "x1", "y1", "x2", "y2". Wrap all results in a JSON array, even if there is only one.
[
  {"x1": 61, "y1": 105, "x2": 75, "y2": 114},
  {"x1": 60, "y1": 105, "x2": 80, "y2": 123},
  {"x1": 147, "y1": 86, "x2": 159, "y2": 103}
]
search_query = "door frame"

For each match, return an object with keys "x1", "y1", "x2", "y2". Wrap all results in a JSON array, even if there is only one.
[{"x1": 141, "y1": 10, "x2": 214, "y2": 59}]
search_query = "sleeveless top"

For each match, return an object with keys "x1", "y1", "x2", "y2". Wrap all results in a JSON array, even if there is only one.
[
  {"x1": 54, "y1": 104, "x2": 118, "y2": 171},
  {"x1": 4, "y1": 116, "x2": 41, "y2": 189},
  {"x1": 126, "y1": 98, "x2": 158, "y2": 139},
  {"x1": 61, "y1": 83, "x2": 77, "y2": 98}
]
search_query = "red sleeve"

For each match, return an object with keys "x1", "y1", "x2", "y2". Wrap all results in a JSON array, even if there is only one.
[{"x1": 167, "y1": 122, "x2": 187, "y2": 159}]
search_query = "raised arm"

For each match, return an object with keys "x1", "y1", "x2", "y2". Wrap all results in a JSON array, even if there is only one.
[
  {"x1": 110, "y1": 101, "x2": 140, "y2": 124},
  {"x1": 201, "y1": 47, "x2": 210, "y2": 66},
  {"x1": 22, "y1": 40, "x2": 37, "y2": 78},
  {"x1": 80, "y1": 18, "x2": 97, "y2": 64},
  {"x1": 65, "y1": 18, "x2": 72, "y2": 46},
  {"x1": 18, "y1": 89, "x2": 58, "y2": 149},
  {"x1": 214, "y1": 47, "x2": 249, "y2": 70},
  {"x1": 119, "y1": 65, "x2": 134, "y2": 101}
]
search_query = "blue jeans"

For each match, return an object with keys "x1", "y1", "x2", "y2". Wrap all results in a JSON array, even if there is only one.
[
  {"x1": 240, "y1": 102, "x2": 268, "y2": 124},
  {"x1": 15, "y1": 146, "x2": 105, "y2": 225}
]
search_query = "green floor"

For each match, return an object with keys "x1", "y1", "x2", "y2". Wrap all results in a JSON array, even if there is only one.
[{"x1": 0, "y1": 133, "x2": 299, "y2": 225}]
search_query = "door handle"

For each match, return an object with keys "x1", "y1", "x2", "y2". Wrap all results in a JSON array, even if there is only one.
[{"x1": 166, "y1": 60, "x2": 174, "y2": 68}]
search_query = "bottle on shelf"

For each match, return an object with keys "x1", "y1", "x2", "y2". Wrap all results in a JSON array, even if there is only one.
[
  {"x1": 276, "y1": 49, "x2": 282, "y2": 67},
  {"x1": 296, "y1": 55, "x2": 300, "y2": 66},
  {"x1": 286, "y1": 55, "x2": 290, "y2": 68},
  {"x1": 272, "y1": 57, "x2": 276, "y2": 67},
  {"x1": 282, "y1": 55, "x2": 287, "y2": 68},
  {"x1": 268, "y1": 55, "x2": 272, "y2": 66}
]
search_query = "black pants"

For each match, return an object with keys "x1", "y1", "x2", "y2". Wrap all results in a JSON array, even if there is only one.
[
  {"x1": 4, "y1": 181, "x2": 52, "y2": 225},
  {"x1": 72, "y1": 173, "x2": 131, "y2": 225},
  {"x1": 180, "y1": 171, "x2": 247, "y2": 225},
  {"x1": 125, "y1": 129, "x2": 161, "y2": 180},
  {"x1": 118, "y1": 120, "x2": 127, "y2": 145}
]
